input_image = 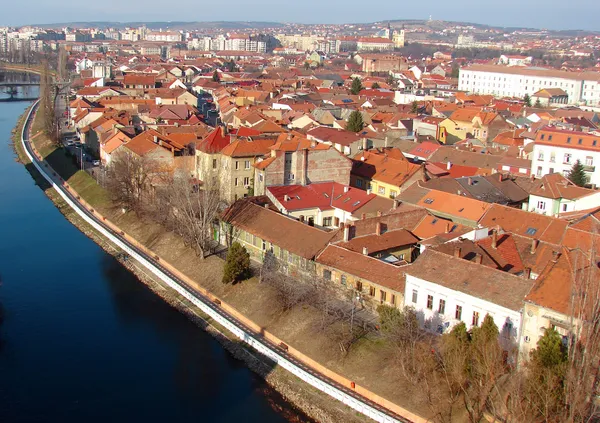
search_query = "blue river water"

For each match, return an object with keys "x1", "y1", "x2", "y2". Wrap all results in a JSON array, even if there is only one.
[{"x1": 0, "y1": 98, "x2": 304, "y2": 422}]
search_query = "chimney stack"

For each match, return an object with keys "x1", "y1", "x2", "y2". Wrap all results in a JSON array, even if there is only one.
[
  {"x1": 530, "y1": 239, "x2": 539, "y2": 254},
  {"x1": 447, "y1": 161, "x2": 452, "y2": 170},
  {"x1": 361, "y1": 213, "x2": 366, "y2": 220},
  {"x1": 377, "y1": 211, "x2": 382, "y2": 217},
  {"x1": 492, "y1": 230, "x2": 498, "y2": 249},
  {"x1": 474, "y1": 253, "x2": 483, "y2": 264},
  {"x1": 362, "y1": 247, "x2": 369, "y2": 256},
  {"x1": 299, "y1": 215, "x2": 305, "y2": 223},
  {"x1": 468, "y1": 177, "x2": 473, "y2": 186},
  {"x1": 393, "y1": 200, "x2": 398, "y2": 210},
  {"x1": 454, "y1": 246, "x2": 461, "y2": 258},
  {"x1": 523, "y1": 267, "x2": 532, "y2": 279},
  {"x1": 344, "y1": 186, "x2": 349, "y2": 193},
  {"x1": 445, "y1": 222, "x2": 450, "y2": 233},
  {"x1": 343, "y1": 225, "x2": 350, "y2": 242},
  {"x1": 284, "y1": 194, "x2": 290, "y2": 202},
  {"x1": 376, "y1": 222, "x2": 382, "y2": 236},
  {"x1": 339, "y1": 221, "x2": 346, "y2": 230},
  {"x1": 498, "y1": 173, "x2": 503, "y2": 182}
]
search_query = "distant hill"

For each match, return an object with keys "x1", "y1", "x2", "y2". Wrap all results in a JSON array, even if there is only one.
[{"x1": 33, "y1": 21, "x2": 284, "y2": 30}]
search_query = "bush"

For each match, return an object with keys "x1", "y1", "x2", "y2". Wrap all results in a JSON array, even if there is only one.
[{"x1": 222, "y1": 242, "x2": 250, "y2": 284}]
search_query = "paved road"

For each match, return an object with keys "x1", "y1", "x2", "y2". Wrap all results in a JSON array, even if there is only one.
[{"x1": 21, "y1": 102, "x2": 413, "y2": 423}]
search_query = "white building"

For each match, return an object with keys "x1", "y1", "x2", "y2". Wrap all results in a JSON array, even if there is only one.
[
  {"x1": 527, "y1": 173, "x2": 600, "y2": 215},
  {"x1": 458, "y1": 64, "x2": 600, "y2": 106},
  {"x1": 145, "y1": 31, "x2": 182, "y2": 42},
  {"x1": 531, "y1": 127, "x2": 600, "y2": 186},
  {"x1": 357, "y1": 37, "x2": 394, "y2": 52},
  {"x1": 403, "y1": 249, "x2": 534, "y2": 348},
  {"x1": 498, "y1": 55, "x2": 533, "y2": 66}
]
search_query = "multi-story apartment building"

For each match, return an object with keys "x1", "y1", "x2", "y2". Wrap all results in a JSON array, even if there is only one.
[
  {"x1": 145, "y1": 31, "x2": 182, "y2": 42},
  {"x1": 356, "y1": 37, "x2": 394, "y2": 52},
  {"x1": 531, "y1": 127, "x2": 600, "y2": 186},
  {"x1": 459, "y1": 64, "x2": 600, "y2": 106}
]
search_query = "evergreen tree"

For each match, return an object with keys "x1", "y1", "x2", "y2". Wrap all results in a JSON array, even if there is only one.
[
  {"x1": 304, "y1": 61, "x2": 310, "y2": 70},
  {"x1": 386, "y1": 75, "x2": 397, "y2": 86},
  {"x1": 534, "y1": 98, "x2": 542, "y2": 108},
  {"x1": 346, "y1": 110, "x2": 364, "y2": 133},
  {"x1": 350, "y1": 77, "x2": 363, "y2": 95},
  {"x1": 222, "y1": 242, "x2": 250, "y2": 284},
  {"x1": 523, "y1": 94, "x2": 532, "y2": 107},
  {"x1": 411, "y1": 100, "x2": 419, "y2": 114},
  {"x1": 212, "y1": 70, "x2": 220, "y2": 82},
  {"x1": 226, "y1": 59, "x2": 236, "y2": 72},
  {"x1": 530, "y1": 328, "x2": 568, "y2": 368},
  {"x1": 371, "y1": 82, "x2": 380, "y2": 89},
  {"x1": 568, "y1": 159, "x2": 588, "y2": 187}
]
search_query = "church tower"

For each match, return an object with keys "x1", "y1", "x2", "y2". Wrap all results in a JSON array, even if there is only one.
[{"x1": 393, "y1": 26, "x2": 405, "y2": 48}]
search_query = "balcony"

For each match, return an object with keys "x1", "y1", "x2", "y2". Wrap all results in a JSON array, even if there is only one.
[{"x1": 583, "y1": 165, "x2": 596, "y2": 172}]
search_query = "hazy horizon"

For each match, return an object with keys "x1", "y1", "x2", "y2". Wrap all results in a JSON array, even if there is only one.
[{"x1": 2, "y1": 0, "x2": 599, "y2": 31}]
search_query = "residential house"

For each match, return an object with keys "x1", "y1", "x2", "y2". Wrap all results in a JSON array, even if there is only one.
[
  {"x1": 440, "y1": 109, "x2": 510, "y2": 144},
  {"x1": 531, "y1": 126, "x2": 600, "y2": 186},
  {"x1": 527, "y1": 173, "x2": 600, "y2": 215},
  {"x1": 307, "y1": 126, "x2": 364, "y2": 156},
  {"x1": 351, "y1": 149, "x2": 425, "y2": 199}
]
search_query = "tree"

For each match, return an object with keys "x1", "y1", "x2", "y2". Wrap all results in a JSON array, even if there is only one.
[
  {"x1": 346, "y1": 110, "x2": 364, "y2": 133},
  {"x1": 568, "y1": 160, "x2": 588, "y2": 187},
  {"x1": 523, "y1": 94, "x2": 532, "y2": 107},
  {"x1": 350, "y1": 77, "x2": 363, "y2": 95},
  {"x1": 226, "y1": 59, "x2": 236, "y2": 72},
  {"x1": 222, "y1": 242, "x2": 250, "y2": 284},
  {"x1": 534, "y1": 98, "x2": 542, "y2": 108},
  {"x1": 212, "y1": 70, "x2": 220, "y2": 82},
  {"x1": 304, "y1": 61, "x2": 310, "y2": 70},
  {"x1": 411, "y1": 100, "x2": 419, "y2": 114},
  {"x1": 39, "y1": 59, "x2": 57, "y2": 142},
  {"x1": 386, "y1": 74, "x2": 397, "y2": 87},
  {"x1": 371, "y1": 82, "x2": 380, "y2": 89}
]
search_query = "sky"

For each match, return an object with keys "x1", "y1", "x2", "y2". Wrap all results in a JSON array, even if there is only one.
[{"x1": 2, "y1": 0, "x2": 599, "y2": 31}]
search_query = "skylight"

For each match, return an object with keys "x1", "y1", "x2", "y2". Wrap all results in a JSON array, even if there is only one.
[
  {"x1": 352, "y1": 201, "x2": 361, "y2": 206},
  {"x1": 424, "y1": 198, "x2": 434, "y2": 204},
  {"x1": 526, "y1": 228, "x2": 538, "y2": 235}
]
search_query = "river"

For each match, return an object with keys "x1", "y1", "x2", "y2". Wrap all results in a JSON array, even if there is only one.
[{"x1": 0, "y1": 95, "x2": 304, "y2": 422}]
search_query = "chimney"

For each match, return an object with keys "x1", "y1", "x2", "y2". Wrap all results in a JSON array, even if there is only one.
[
  {"x1": 492, "y1": 230, "x2": 498, "y2": 249},
  {"x1": 474, "y1": 253, "x2": 483, "y2": 264},
  {"x1": 220, "y1": 125, "x2": 227, "y2": 137},
  {"x1": 284, "y1": 194, "x2": 290, "y2": 202},
  {"x1": 343, "y1": 225, "x2": 350, "y2": 242},
  {"x1": 552, "y1": 251, "x2": 561, "y2": 262},
  {"x1": 339, "y1": 221, "x2": 345, "y2": 230},
  {"x1": 445, "y1": 222, "x2": 450, "y2": 233},
  {"x1": 454, "y1": 246, "x2": 461, "y2": 258},
  {"x1": 393, "y1": 200, "x2": 398, "y2": 210},
  {"x1": 377, "y1": 211, "x2": 382, "y2": 217},
  {"x1": 530, "y1": 239, "x2": 539, "y2": 254},
  {"x1": 376, "y1": 222, "x2": 382, "y2": 236},
  {"x1": 344, "y1": 186, "x2": 349, "y2": 193},
  {"x1": 498, "y1": 173, "x2": 503, "y2": 182},
  {"x1": 264, "y1": 203, "x2": 269, "y2": 209},
  {"x1": 299, "y1": 215, "x2": 305, "y2": 223},
  {"x1": 153, "y1": 135, "x2": 158, "y2": 143},
  {"x1": 523, "y1": 267, "x2": 532, "y2": 279},
  {"x1": 447, "y1": 161, "x2": 452, "y2": 170},
  {"x1": 361, "y1": 213, "x2": 366, "y2": 220},
  {"x1": 362, "y1": 247, "x2": 369, "y2": 256},
  {"x1": 467, "y1": 177, "x2": 473, "y2": 186}
]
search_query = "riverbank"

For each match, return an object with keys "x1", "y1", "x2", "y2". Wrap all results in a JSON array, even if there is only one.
[{"x1": 12, "y1": 106, "x2": 373, "y2": 423}]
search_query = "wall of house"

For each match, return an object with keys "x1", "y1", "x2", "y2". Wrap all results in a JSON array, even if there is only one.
[
  {"x1": 220, "y1": 155, "x2": 256, "y2": 203},
  {"x1": 404, "y1": 274, "x2": 522, "y2": 345},
  {"x1": 316, "y1": 262, "x2": 404, "y2": 310},
  {"x1": 531, "y1": 144, "x2": 600, "y2": 186}
]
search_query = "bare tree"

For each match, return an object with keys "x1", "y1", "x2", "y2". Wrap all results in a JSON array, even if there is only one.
[
  {"x1": 168, "y1": 170, "x2": 223, "y2": 259},
  {"x1": 39, "y1": 59, "x2": 57, "y2": 142}
]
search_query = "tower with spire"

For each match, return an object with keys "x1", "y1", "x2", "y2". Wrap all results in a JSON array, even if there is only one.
[{"x1": 393, "y1": 25, "x2": 405, "y2": 48}]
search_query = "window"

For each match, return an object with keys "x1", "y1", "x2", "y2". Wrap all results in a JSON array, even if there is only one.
[
  {"x1": 380, "y1": 290, "x2": 387, "y2": 303},
  {"x1": 540, "y1": 134, "x2": 545, "y2": 140},
  {"x1": 261, "y1": 240, "x2": 266, "y2": 251},
  {"x1": 378, "y1": 186, "x2": 385, "y2": 195},
  {"x1": 550, "y1": 152, "x2": 555, "y2": 163},
  {"x1": 526, "y1": 227, "x2": 538, "y2": 235},
  {"x1": 455, "y1": 305, "x2": 462, "y2": 320},
  {"x1": 412, "y1": 289, "x2": 418, "y2": 304},
  {"x1": 234, "y1": 178, "x2": 239, "y2": 186},
  {"x1": 323, "y1": 269, "x2": 332, "y2": 280},
  {"x1": 536, "y1": 166, "x2": 542, "y2": 177},
  {"x1": 564, "y1": 153, "x2": 572, "y2": 164},
  {"x1": 341, "y1": 274, "x2": 347, "y2": 286},
  {"x1": 369, "y1": 286, "x2": 376, "y2": 297},
  {"x1": 323, "y1": 216, "x2": 333, "y2": 226},
  {"x1": 537, "y1": 201, "x2": 546, "y2": 211},
  {"x1": 212, "y1": 158, "x2": 217, "y2": 169},
  {"x1": 472, "y1": 311, "x2": 480, "y2": 326},
  {"x1": 548, "y1": 135, "x2": 553, "y2": 141},
  {"x1": 389, "y1": 190, "x2": 397, "y2": 198},
  {"x1": 567, "y1": 137, "x2": 571, "y2": 144},
  {"x1": 438, "y1": 299, "x2": 446, "y2": 315},
  {"x1": 356, "y1": 281, "x2": 363, "y2": 292},
  {"x1": 356, "y1": 179, "x2": 363, "y2": 188},
  {"x1": 427, "y1": 295, "x2": 434, "y2": 310},
  {"x1": 245, "y1": 231, "x2": 252, "y2": 242},
  {"x1": 578, "y1": 138, "x2": 583, "y2": 145},
  {"x1": 537, "y1": 152, "x2": 544, "y2": 161},
  {"x1": 586, "y1": 156, "x2": 593, "y2": 166},
  {"x1": 235, "y1": 161, "x2": 239, "y2": 170},
  {"x1": 562, "y1": 203, "x2": 568, "y2": 212},
  {"x1": 244, "y1": 160, "x2": 250, "y2": 169},
  {"x1": 243, "y1": 177, "x2": 250, "y2": 186},
  {"x1": 258, "y1": 173, "x2": 264, "y2": 182},
  {"x1": 391, "y1": 294, "x2": 396, "y2": 306}
]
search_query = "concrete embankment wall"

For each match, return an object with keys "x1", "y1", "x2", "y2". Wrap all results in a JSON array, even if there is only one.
[{"x1": 20, "y1": 100, "x2": 427, "y2": 423}]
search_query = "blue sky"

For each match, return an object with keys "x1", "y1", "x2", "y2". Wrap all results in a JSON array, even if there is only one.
[{"x1": 2, "y1": 0, "x2": 599, "y2": 31}]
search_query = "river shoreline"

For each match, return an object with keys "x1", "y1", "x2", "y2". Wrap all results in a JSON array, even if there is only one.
[{"x1": 10, "y1": 106, "x2": 368, "y2": 423}]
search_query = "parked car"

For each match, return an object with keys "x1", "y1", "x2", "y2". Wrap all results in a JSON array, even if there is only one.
[
  {"x1": 92, "y1": 160, "x2": 100, "y2": 166},
  {"x1": 65, "y1": 140, "x2": 75, "y2": 146}
]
